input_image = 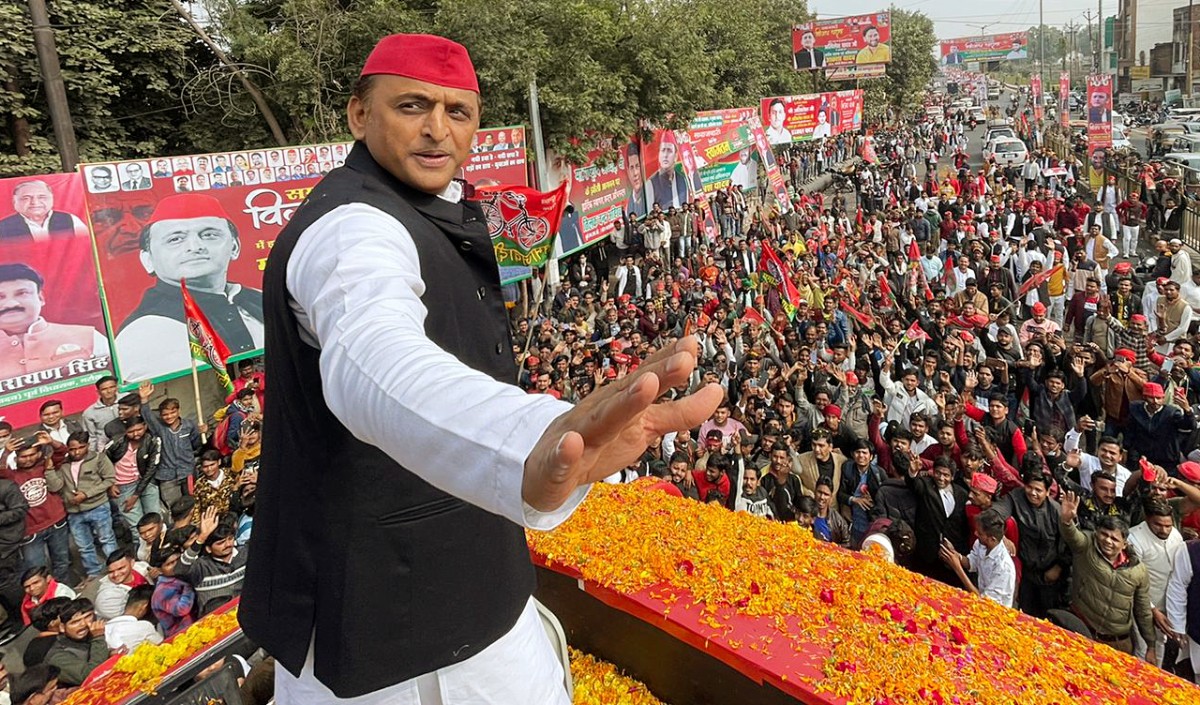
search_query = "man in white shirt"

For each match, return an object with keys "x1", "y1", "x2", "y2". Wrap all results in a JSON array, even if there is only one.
[
  {"x1": 1063, "y1": 431, "x2": 1130, "y2": 496},
  {"x1": 941, "y1": 508, "x2": 1017, "y2": 607},
  {"x1": 103, "y1": 585, "x2": 163, "y2": 652},
  {"x1": 240, "y1": 34, "x2": 722, "y2": 705},
  {"x1": 1127, "y1": 500, "x2": 1184, "y2": 664},
  {"x1": 94, "y1": 549, "x2": 151, "y2": 621}
]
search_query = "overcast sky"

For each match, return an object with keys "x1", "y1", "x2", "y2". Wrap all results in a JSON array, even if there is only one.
[{"x1": 812, "y1": 0, "x2": 1107, "y2": 44}]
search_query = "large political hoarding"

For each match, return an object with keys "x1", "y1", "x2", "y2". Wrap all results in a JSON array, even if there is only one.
[
  {"x1": 940, "y1": 32, "x2": 1029, "y2": 65},
  {"x1": 550, "y1": 139, "x2": 631, "y2": 257},
  {"x1": 1059, "y1": 72, "x2": 1071, "y2": 128},
  {"x1": 687, "y1": 108, "x2": 759, "y2": 193},
  {"x1": 465, "y1": 126, "x2": 531, "y2": 284},
  {"x1": 0, "y1": 173, "x2": 114, "y2": 427},
  {"x1": 81, "y1": 144, "x2": 350, "y2": 384},
  {"x1": 465, "y1": 126, "x2": 528, "y2": 188},
  {"x1": 1086, "y1": 73, "x2": 1114, "y2": 190},
  {"x1": 760, "y1": 90, "x2": 864, "y2": 145},
  {"x1": 793, "y1": 12, "x2": 891, "y2": 81},
  {"x1": 1030, "y1": 74, "x2": 1043, "y2": 121}
]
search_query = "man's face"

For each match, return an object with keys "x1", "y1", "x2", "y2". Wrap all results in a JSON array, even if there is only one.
[
  {"x1": 658, "y1": 140, "x2": 677, "y2": 174},
  {"x1": 864, "y1": 28, "x2": 880, "y2": 47},
  {"x1": 1024, "y1": 479, "x2": 1048, "y2": 506},
  {"x1": 0, "y1": 277, "x2": 43, "y2": 335},
  {"x1": 142, "y1": 217, "x2": 238, "y2": 285},
  {"x1": 23, "y1": 573, "x2": 48, "y2": 599},
  {"x1": 705, "y1": 464, "x2": 722, "y2": 483},
  {"x1": 802, "y1": 31, "x2": 815, "y2": 49},
  {"x1": 1148, "y1": 514, "x2": 1175, "y2": 540},
  {"x1": 815, "y1": 484, "x2": 832, "y2": 511},
  {"x1": 15, "y1": 447, "x2": 40, "y2": 469},
  {"x1": 62, "y1": 610, "x2": 91, "y2": 641},
  {"x1": 347, "y1": 75, "x2": 479, "y2": 195},
  {"x1": 40, "y1": 403, "x2": 63, "y2": 428},
  {"x1": 1166, "y1": 284, "x2": 1181, "y2": 302},
  {"x1": 13, "y1": 182, "x2": 53, "y2": 223},
  {"x1": 770, "y1": 449, "x2": 790, "y2": 473},
  {"x1": 137, "y1": 521, "x2": 161, "y2": 546},
  {"x1": 1093, "y1": 477, "x2": 1117, "y2": 506},
  {"x1": 107, "y1": 556, "x2": 132, "y2": 585},
  {"x1": 125, "y1": 423, "x2": 147, "y2": 443},
  {"x1": 932, "y1": 465, "x2": 953, "y2": 490},
  {"x1": 669, "y1": 461, "x2": 688, "y2": 482},
  {"x1": 812, "y1": 437, "x2": 831, "y2": 461},
  {"x1": 91, "y1": 168, "x2": 113, "y2": 189},
  {"x1": 1143, "y1": 391, "x2": 1164, "y2": 414},
  {"x1": 901, "y1": 373, "x2": 918, "y2": 393},
  {"x1": 771, "y1": 102, "x2": 786, "y2": 129},
  {"x1": 712, "y1": 407, "x2": 729, "y2": 424},
  {"x1": 743, "y1": 468, "x2": 760, "y2": 494},
  {"x1": 66, "y1": 439, "x2": 88, "y2": 462},
  {"x1": 627, "y1": 151, "x2": 642, "y2": 185},
  {"x1": 125, "y1": 164, "x2": 144, "y2": 180},
  {"x1": 1091, "y1": 91, "x2": 1106, "y2": 108},
  {"x1": 1096, "y1": 441, "x2": 1120, "y2": 470},
  {"x1": 1095, "y1": 527, "x2": 1127, "y2": 560}
]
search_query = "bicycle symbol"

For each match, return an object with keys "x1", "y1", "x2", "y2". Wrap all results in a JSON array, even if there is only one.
[{"x1": 481, "y1": 190, "x2": 550, "y2": 249}]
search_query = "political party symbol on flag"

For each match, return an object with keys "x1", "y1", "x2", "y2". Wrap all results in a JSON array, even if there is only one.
[
  {"x1": 1018, "y1": 264, "x2": 1064, "y2": 296},
  {"x1": 741, "y1": 307, "x2": 767, "y2": 329},
  {"x1": 475, "y1": 183, "x2": 568, "y2": 269},
  {"x1": 758, "y1": 241, "x2": 803, "y2": 320},
  {"x1": 181, "y1": 279, "x2": 234, "y2": 394},
  {"x1": 900, "y1": 321, "x2": 930, "y2": 345}
]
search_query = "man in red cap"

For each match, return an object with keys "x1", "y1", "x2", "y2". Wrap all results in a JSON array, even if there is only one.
[
  {"x1": 115, "y1": 193, "x2": 263, "y2": 381},
  {"x1": 1125, "y1": 381, "x2": 1196, "y2": 476},
  {"x1": 240, "y1": 33, "x2": 721, "y2": 703},
  {"x1": 1115, "y1": 190, "x2": 1147, "y2": 259}
]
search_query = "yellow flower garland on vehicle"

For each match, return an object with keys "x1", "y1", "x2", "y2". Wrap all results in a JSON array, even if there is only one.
[
  {"x1": 61, "y1": 609, "x2": 241, "y2": 704},
  {"x1": 529, "y1": 482, "x2": 1200, "y2": 705},
  {"x1": 569, "y1": 648, "x2": 669, "y2": 705}
]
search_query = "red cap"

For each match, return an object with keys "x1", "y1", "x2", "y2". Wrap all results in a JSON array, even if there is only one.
[
  {"x1": 824, "y1": 404, "x2": 843, "y2": 420},
  {"x1": 1114, "y1": 262, "x2": 1133, "y2": 274},
  {"x1": 525, "y1": 355, "x2": 540, "y2": 367},
  {"x1": 970, "y1": 473, "x2": 999, "y2": 495},
  {"x1": 148, "y1": 194, "x2": 231, "y2": 224},
  {"x1": 1142, "y1": 382, "x2": 1165, "y2": 398},
  {"x1": 1114, "y1": 348, "x2": 1136, "y2": 362},
  {"x1": 360, "y1": 34, "x2": 479, "y2": 93},
  {"x1": 1131, "y1": 314, "x2": 1147, "y2": 323},
  {"x1": 845, "y1": 371, "x2": 860, "y2": 386},
  {"x1": 1179, "y1": 461, "x2": 1200, "y2": 483},
  {"x1": 1157, "y1": 277, "x2": 1170, "y2": 287},
  {"x1": 989, "y1": 254, "x2": 1000, "y2": 263},
  {"x1": 1031, "y1": 302, "x2": 1046, "y2": 315}
]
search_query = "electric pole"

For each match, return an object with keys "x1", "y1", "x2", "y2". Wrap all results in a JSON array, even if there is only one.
[
  {"x1": 1189, "y1": 0, "x2": 1196, "y2": 97},
  {"x1": 26, "y1": 0, "x2": 78, "y2": 172},
  {"x1": 1039, "y1": 0, "x2": 1046, "y2": 90},
  {"x1": 1083, "y1": 10, "x2": 1097, "y2": 72}
]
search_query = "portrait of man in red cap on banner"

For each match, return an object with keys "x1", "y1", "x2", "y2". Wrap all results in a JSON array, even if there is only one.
[
  {"x1": 239, "y1": 32, "x2": 720, "y2": 704},
  {"x1": 114, "y1": 193, "x2": 263, "y2": 381}
]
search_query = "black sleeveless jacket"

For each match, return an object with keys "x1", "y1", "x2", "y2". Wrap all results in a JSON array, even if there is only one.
[{"x1": 240, "y1": 142, "x2": 533, "y2": 697}]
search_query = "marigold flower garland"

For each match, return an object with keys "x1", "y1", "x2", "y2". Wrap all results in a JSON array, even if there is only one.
[
  {"x1": 528, "y1": 482, "x2": 1200, "y2": 705},
  {"x1": 569, "y1": 647, "x2": 669, "y2": 705},
  {"x1": 61, "y1": 609, "x2": 241, "y2": 704}
]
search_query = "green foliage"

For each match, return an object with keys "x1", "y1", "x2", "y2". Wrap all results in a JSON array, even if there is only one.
[
  {"x1": 0, "y1": 0, "x2": 210, "y2": 177},
  {"x1": 0, "y1": 0, "x2": 942, "y2": 175}
]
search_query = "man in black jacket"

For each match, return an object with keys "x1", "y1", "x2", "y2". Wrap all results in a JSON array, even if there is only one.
[
  {"x1": 905, "y1": 455, "x2": 969, "y2": 585},
  {"x1": 104, "y1": 416, "x2": 162, "y2": 547},
  {"x1": 0, "y1": 476, "x2": 26, "y2": 633},
  {"x1": 43, "y1": 599, "x2": 109, "y2": 686}
]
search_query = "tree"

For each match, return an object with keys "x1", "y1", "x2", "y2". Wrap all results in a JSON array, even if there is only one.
[
  {"x1": 0, "y1": 0, "x2": 215, "y2": 177},
  {"x1": 870, "y1": 9, "x2": 936, "y2": 117}
]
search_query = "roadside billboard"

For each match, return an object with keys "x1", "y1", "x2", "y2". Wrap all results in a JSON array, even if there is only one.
[
  {"x1": 760, "y1": 90, "x2": 865, "y2": 145},
  {"x1": 792, "y1": 12, "x2": 892, "y2": 79},
  {"x1": 940, "y1": 32, "x2": 1029, "y2": 65}
]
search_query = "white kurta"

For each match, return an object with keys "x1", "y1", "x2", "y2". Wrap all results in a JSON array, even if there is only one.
[{"x1": 276, "y1": 192, "x2": 587, "y2": 704}]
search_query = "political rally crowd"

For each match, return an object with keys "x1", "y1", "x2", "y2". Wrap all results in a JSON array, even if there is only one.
[
  {"x1": 0, "y1": 362, "x2": 266, "y2": 703},
  {"x1": 522, "y1": 91, "x2": 1200, "y2": 679}
]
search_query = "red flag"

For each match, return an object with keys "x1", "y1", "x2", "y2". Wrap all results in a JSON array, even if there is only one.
[
  {"x1": 1018, "y1": 264, "x2": 1064, "y2": 297},
  {"x1": 741, "y1": 307, "x2": 767, "y2": 328},
  {"x1": 907, "y1": 240, "x2": 920, "y2": 261},
  {"x1": 181, "y1": 279, "x2": 234, "y2": 394},
  {"x1": 902, "y1": 321, "x2": 930, "y2": 344},
  {"x1": 758, "y1": 241, "x2": 803, "y2": 320},
  {"x1": 474, "y1": 183, "x2": 568, "y2": 269},
  {"x1": 840, "y1": 299, "x2": 875, "y2": 329}
]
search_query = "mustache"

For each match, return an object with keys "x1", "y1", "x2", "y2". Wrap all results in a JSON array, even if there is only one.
[{"x1": 0, "y1": 306, "x2": 24, "y2": 315}]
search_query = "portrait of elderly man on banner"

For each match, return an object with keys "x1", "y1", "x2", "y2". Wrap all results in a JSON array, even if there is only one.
[{"x1": 113, "y1": 193, "x2": 263, "y2": 381}]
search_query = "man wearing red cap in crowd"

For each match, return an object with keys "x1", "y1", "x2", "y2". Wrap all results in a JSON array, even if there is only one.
[
  {"x1": 1018, "y1": 301, "x2": 1059, "y2": 345},
  {"x1": 115, "y1": 193, "x2": 263, "y2": 381},
  {"x1": 1116, "y1": 191, "x2": 1147, "y2": 260},
  {"x1": 1125, "y1": 381, "x2": 1196, "y2": 476},
  {"x1": 240, "y1": 33, "x2": 722, "y2": 704}
]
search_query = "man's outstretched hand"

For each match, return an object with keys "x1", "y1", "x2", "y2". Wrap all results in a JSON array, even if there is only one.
[{"x1": 523, "y1": 335, "x2": 723, "y2": 513}]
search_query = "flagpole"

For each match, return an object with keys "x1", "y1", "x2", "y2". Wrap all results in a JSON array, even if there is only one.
[{"x1": 190, "y1": 353, "x2": 207, "y2": 443}]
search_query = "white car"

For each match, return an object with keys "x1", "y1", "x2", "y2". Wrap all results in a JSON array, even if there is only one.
[
  {"x1": 1112, "y1": 128, "x2": 1135, "y2": 153},
  {"x1": 985, "y1": 137, "x2": 1029, "y2": 166}
]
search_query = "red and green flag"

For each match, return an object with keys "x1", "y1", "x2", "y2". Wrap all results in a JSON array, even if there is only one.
[
  {"x1": 475, "y1": 183, "x2": 568, "y2": 270},
  {"x1": 758, "y1": 241, "x2": 803, "y2": 320},
  {"x1": 181, "y1": 279, "x2": 234, "y2": 394}
]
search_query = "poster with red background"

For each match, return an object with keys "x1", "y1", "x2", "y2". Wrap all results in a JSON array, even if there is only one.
[
  {"x1": 81, "y1": 144, "x2": 348, "y2": 384},
  {"x1": 1059, "y1": 72, "x2": 1071, "y2": 128},
  {"x1": 688, "y1": 108, "x2": 759, "y2": 193},
  {"x1": 760, "y1": 90, "x2": 864, "y2": 145},
  {"x1": 0, "y1": 173, "x2": 112, "y2": 426},
  {"x1": 464, "y1": 126, "x2": 528, "y2": 188},
  {"x1": 1030, "y1": 75, "x2": 1043, "y2": 121},
  {"x1": 550, "y1": 138, "x2": 631, "y2": 256},
  {"x1": 792, "y1": 12, "x2": 892, "y2": 70}
]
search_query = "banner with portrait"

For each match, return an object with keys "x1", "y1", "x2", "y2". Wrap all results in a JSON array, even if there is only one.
[
  {"x1": 464, "y1": 126, "x2": 529, "y2": 189},
  {"x1": 760, "y1": 90, "x2": 864, "y2": 145},
  {"x1": 549, "y1": 139, "x2": 630, "y2": 257},
  {"x1": 792, "y1": 12, "x2": 891, "y2": 81},
  {"x1": 939, "y1": 32, "x2": 1028, "y2": 65},
  {"x1": 1087, "y1": 73, "x2": 1114, "y2": 191},
  {"x1": 0, "y1": 173, "x2": 113, "y2": 427},
  {"x1": 1060, "y1": 72, "x2": 1071, "y2": 128},
  {"x1": 673, "y1": 131, "x2": 719, "y2": 242},
  {"x1": 81, "y1": 142, "x2": 350, "y2": 384},
  {"x1": 687, "y1": 108, "x2": 759, "y2": 193},
  {"x1": 749, "y1": 118, "x2": 792, "y2": 213}
]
